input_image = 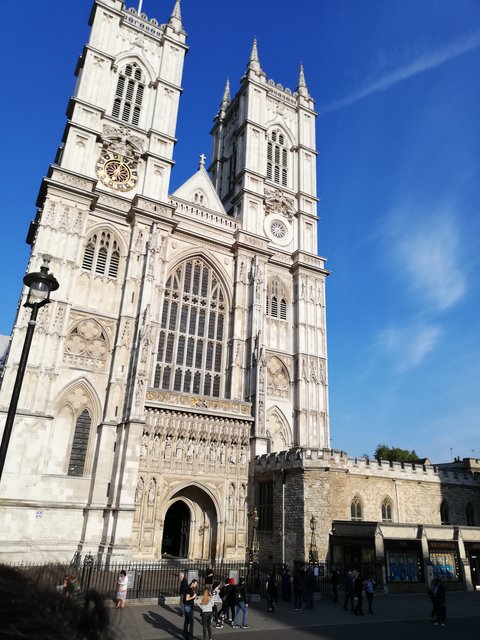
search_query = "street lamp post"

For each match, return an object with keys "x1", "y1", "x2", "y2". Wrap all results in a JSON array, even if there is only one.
[
  {"x1": 0, "y1": 256, "x2": 59, "y2": 481},
  {"x1": 309, "y1": 514, "x2": 318, "y2": 563}
]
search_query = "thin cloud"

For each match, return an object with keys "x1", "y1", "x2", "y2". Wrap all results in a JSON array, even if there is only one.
[
  {"x1": 374, "y1": 323, "x2": 442, "y2": 373},
  {"x1": 323, "y1": 29, "x2": 480, "y2": 113},
  {"x1": 380, "y1": 207, "x2": 467, "y2": 312}
]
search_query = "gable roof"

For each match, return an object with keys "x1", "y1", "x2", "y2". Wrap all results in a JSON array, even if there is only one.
[{"x1": 171, "y1": 166, "x2": 227, "y2": 215}]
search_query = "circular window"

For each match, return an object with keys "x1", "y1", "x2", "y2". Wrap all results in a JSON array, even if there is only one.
[
  {"x1": 270, "y1": 220, "x2": 287, "y2": 239},
  {"x1": 264, "y1": 214, "x2": 292, "y2": 246}
]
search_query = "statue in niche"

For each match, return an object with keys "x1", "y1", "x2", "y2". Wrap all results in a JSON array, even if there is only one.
[
  {"x1": 209, "y1": 442, "x2": 216, "y2": 463},
  {"x1": 228, "y1": 484, "x2": 235, "y2": 524},
  {"x1": 219, "y1": 443, "x2": 226, "y2": 465},
  {"x1": 148, "y1": 479, "x2": 156, "y2": 505},
  {"x1": 164, "y1": 435, "x2": 172, "y2": 459},
  {"x1": 140, "y1": 434, "x2": 148, "y2": 459},
  {"x1": 135, "y1": 477, "x2": 144, "y2": 504},
  {"x1": 186, "y1": 438, "x2": 195, "y2": 462},
  {"x1": 176, "y1": 437, "x2": 184, "y2": 461},
  {"x1": 229, "y1": 446, "x2": 236, "y2": 464},
  {"x1": 240, "y1": 445, "x2": 247, "y2": 465},
  {"x1": 239, "y1": 484, "x2": 246, "y2": 510},
  {"x1": 152, "y1": 435, "x2": 160, "y2": 459},
  {"x1": 310, "y1": 360, "x2": 317, "y2": 383},
  {"x1": 198, "y1": 440, "x2": 206, "y2": 462}
]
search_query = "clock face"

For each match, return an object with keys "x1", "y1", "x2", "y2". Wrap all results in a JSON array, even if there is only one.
[{"x1": 96, "y1": 152, "x2": 138, "y2": 191}]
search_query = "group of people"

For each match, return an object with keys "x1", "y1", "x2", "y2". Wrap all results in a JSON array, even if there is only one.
[
  {"x1": 342, "y1": 570, "x2": 376, "y2": 615},
  {"x1": 179, "y1": 571, "x2": 249, "y2": 640}
]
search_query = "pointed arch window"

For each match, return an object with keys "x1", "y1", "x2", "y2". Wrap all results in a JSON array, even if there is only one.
[
  {"x1": 440, "y1": 500, "x2": 450, "y2": 525},
  {"x1": 266, "y1": 129, "x2": 289, "y2": 188},
  {"x1": 381, "y1": 497, "x2": 393, "y2": 523},
  {"x1": 154, "y1": 259, "x2": 227, "y2": 398},
  {"x1": 266, "y1": 278, "x2": 288, "y2": 320},
  {"x1": 82, "y1": 230, "x2": 121, "y2": 279},
  {"x1": 466, "y1": 502, "x2": 475, "y2": 526},
  {"x1": 351, "y1": 495, "x2": 363, "y2": 521},
  {"x1": 112, "y1": 63, "x2": 145, "y2": 126},
  {"x1": 68, "y1": 409, "x2": 91, "y2": 477}
]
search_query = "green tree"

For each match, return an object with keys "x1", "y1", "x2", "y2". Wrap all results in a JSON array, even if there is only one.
[{"x1": 374, "y1": 444, "x2": 419, "y2": 463}]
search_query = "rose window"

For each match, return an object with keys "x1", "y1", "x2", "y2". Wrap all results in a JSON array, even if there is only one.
[{"x1": 270, "y1": 220, "x2": 287, "y2": 239}]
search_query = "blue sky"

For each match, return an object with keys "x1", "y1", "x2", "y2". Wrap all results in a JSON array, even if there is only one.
[{"x1": 2, "y1": 0, "x2": 480, "y2": 463}]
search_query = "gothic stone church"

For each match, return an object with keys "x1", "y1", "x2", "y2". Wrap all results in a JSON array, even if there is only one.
[{"x1": 1, "y1": 1, "x2": 480, "y2": 591}]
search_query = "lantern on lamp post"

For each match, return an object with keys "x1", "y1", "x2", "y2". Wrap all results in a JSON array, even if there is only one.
[{"x1": 0, "y1": 256, "x2": 59, "y2": 481}]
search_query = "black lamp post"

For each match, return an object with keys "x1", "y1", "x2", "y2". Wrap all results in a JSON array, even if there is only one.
[
  {"x1": 0, "y1": 256, "x2": 59, "y2": 481},
  {"x1": 309, "y1": 514, "x2": 318, "y2": 563},
  {"x1": 248, "y1": 507, "x2": 260, "y2": 564}
]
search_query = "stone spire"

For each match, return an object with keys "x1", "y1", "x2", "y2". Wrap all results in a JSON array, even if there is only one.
[
  {"x1": 247, "y1": 37, "x2": 262, "y2": 73},
  {"x1": 221, "y1": 78, "x2": 231, "y2": 108},
  {"x1": 168, "y1": 0, "x2": 183, "y2": 31},
  {"x1": 297, "y1": 63, "x2": 309, "y2": 97},
  {"x1": 217, "y1": 78, "x2": 231, "y2": 121}
]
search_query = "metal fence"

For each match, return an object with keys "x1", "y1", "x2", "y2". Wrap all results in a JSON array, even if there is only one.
[{"x1": 7, "y1": 559, "x2": 384, "y2": 601}]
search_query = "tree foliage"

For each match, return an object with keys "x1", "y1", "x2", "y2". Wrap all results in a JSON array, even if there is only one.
[{"x1": 374, "y1": 444, "x2": 419, "y2": 463}]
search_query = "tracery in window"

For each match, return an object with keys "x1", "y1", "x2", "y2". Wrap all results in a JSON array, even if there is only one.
[
  {"x1": 112, "y1": 63, "x2": 145, "y2": 126},
  {"x1": 381, "y1": 497, "x2": 393, "y2": 523},
  {"x1": 82, "y1": 230, "x2": 120, "y2": 278},
  {"x1": 68, "y1": 408, "x2": 91, "y2": 477},
  {"x1": 351, "y1": 495, "x2": 363, "y2": 521},
  {"x1": 154, "y1": 259, "x2": 227, "y2": 397},
  {"x1": 265, "y1": 278, "x2": 287, "y2": 320},
  {"x1": 266, "y1": 129, "x2": 289, "y2": 187}
]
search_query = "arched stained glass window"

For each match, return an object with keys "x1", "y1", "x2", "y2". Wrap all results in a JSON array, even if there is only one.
[
  {"x1": 351, "y1": 495, "x2": 363, "y2": 521},
  {"x1": 68, "y1": 409, "x2": 91, "y2": 477},
  {"x1": 466, "y1": 502, "x2": 475, "y2": 526},
  {"x1": 440, "y1": 500, "x2": 450, "y2": 525},
  {"x1": 154, "y1": 259, "x2": 227, "y2": 398},
  {"x1": 381, "y1": 497, "x2": 393, "y2": 523}
]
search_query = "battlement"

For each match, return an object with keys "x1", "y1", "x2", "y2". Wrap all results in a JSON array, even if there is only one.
[{"x1": 254, "y1": 447, "x2": 480, "y2": 485}]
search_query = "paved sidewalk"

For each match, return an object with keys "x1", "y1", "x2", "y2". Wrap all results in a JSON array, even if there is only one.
[{"x1": 110, "y1": 591, "x2": 480, "y2": 640}]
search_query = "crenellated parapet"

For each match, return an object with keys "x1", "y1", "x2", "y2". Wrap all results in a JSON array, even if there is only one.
[{"x1": 255, "y1": 447, "x2": 480, "y2": 486}]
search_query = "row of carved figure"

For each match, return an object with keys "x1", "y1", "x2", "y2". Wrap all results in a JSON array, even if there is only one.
[{"x1": 139, "y1": 432, "x2": 249, "y2": 466}]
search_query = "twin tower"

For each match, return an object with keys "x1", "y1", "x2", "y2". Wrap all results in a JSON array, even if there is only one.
[{"x1": 0, "y1": 0, "x2": 329, "y2": 563}]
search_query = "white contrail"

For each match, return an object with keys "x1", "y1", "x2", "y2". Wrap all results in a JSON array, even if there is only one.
[{"x1": 322, "y1": 29, "x2": 480, "y2": 113}]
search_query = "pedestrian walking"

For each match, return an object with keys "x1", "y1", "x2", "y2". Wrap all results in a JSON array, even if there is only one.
[
  {"x1": 343, "y1": 571, "x2": 354, "y2": 612},
  {"x1": 266, "y1": 570, "x2": 278, "y2": 612},
  {"x1": 293, "y1": 563, "x2": 305, "y2": 611},
  {"x1": 198, "y1": 586, "x2": 214, "y2": 640},
  {"x1": 281, "y1": 566, "x2": 292, "y2": 602},
  {"x1": 305, "y1": 567, "x2": 315, "y2": 609},
  {"x1": 431, "y1": 578, "x2": 447, "y2": 626},
  {"x1": 183, "y1": 578, "x2": 198, "y2": 640},
  {"x1": 353, "y1": 571, "x2": 364, "y2": 615},
  {"x1": 179, "y1": 572, "x2": 188, "y2": 616},
  {"x1": 331, "y1": 566, "x2": 340, "y2": 603},
  {"x1": 211, "y1": 581, "x2": 223, "y2": 628},
  {"x1": 115, "y1": 570, "x2": 128, "y2": 609},
  {"x1": 232, "y1": 577, "x2": 249, "y2": 628},
  {"x1": 363, "y1": 575, "x2": 375, "y2": 614}
]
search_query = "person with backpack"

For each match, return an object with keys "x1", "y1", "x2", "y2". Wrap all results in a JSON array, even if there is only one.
[{"x1": 232, "y1": 577, "x2": 249, "y2": 628}]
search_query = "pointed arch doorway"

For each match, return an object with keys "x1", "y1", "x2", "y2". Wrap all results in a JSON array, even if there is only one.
[
  {"x1": 160, "y1": 486, "x2": 218, "y2": 561},
  {"x1": 162, "y1": 501, "x2": 190, "y2": 558}
]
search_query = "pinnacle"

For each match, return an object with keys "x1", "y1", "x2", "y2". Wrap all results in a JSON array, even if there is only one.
[
  {"x1": 297, "y1": 62, "x2": 309, "y2": 97},
  {"x1": 247, "y1": 37, "x2": 262, "y2": 72},
  {"x1": 168, "y1": 0, "x2": 183, "y2": 30}
]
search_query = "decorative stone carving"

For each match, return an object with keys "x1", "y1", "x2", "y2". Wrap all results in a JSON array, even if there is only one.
[
  {"x1": 267, "y1": 357, "x2": 290, "y2": 398},
  {"x1": 64, "y1": 318, "x2": 109, "y2": 370},
  {"x1": 264, "y1": 187, "x2": 295, "y2": 220}
]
